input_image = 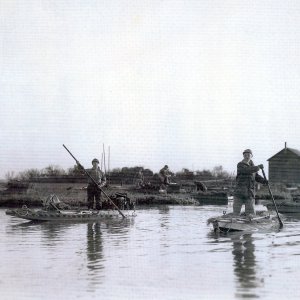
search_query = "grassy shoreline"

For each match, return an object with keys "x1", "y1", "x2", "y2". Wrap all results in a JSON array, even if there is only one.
[
  {"x1": 0, "y1": 182, "x2": 198, "y2": 208},
  {"x1": 0, "y1": 180, "x2": 295, "y2": 209}
]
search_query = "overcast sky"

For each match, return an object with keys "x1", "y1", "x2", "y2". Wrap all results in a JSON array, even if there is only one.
[{"x1": 1, "y1": 0, "x2": 300, "y2": 178}]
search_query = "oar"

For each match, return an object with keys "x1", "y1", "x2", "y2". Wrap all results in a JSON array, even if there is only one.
[
  {"x1": 63, "y1": 144, "x2": 126, "y2": 218},
  {"x1": 261, "y1": 167, "x2": 283, "y2": 228}
]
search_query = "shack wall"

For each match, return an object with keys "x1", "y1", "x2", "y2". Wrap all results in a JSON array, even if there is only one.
[{"x1": 269, "y1": 150, "x2": 300, "y2": 184}]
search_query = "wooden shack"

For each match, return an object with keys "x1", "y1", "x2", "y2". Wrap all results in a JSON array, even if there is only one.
[{"x1": 267, "y1": 143, "x2": 300, "y2": 184}]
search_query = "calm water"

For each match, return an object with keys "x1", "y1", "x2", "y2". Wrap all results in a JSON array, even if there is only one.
[{"x1": 1, "y1": 205, "x2": 300, "y2": 300}]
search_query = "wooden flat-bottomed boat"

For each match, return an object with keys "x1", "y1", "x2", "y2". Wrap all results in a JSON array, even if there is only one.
[
  {"x1": 207, "y1": 211, "x2": 281, "y2": 233},
  {"x1": 6, "y1": 206, "x2": 136, "y2": 222},
  {"x1": 5, "y1": 193, "x2": 135, "y2": 222}
]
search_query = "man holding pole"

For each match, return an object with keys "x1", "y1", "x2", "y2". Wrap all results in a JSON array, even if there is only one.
[
  {"x1": 233, "y1": 149, "x2": 268, "y2": 216},
  {"x1": 63, "y1": 145, "x2": 125, "y2": 217},
  {"x1": 83, "y1": 158, "x2": 106, "y2": 210}
]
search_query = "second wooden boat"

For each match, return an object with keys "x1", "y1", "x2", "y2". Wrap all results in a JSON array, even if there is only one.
[
  {"x1": 265, "y1": 200, "x2": 300, "y2": 213},
  {"x1": 207, "y1": 211, "x2": 281, "y2": 233}
]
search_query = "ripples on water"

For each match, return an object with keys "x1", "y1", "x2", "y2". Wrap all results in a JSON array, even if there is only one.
[{"x1": 1, "y1": 206, "x2": 300, "y2": 299}]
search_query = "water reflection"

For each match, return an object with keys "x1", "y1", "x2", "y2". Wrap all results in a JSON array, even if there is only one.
[
  {"x1": 158, "y1": 206, "x2": 170, "y2": 249},
  {"x1": 86, "y1": 222, "x2": 105, "y2": 292},
  {"x1": 158, "y1": 205, "x2": 170, "y2": 228},
  {"x1": 86, "y1": 222, "x2": 103, "y2": 271},
  {"x1": 4, "y1": 208, "x2": 300, "y2": 299},
  {"x1": 207, "y1": 231, "x2": 262, "y2": 298},
  {"x1": 40, "y1": 223, "x2": 73, "y2": 245},
  {"x1": 231, "y1": 233, "x2": 260, "y2": 298},
  {"x1": 8, "y1": 220, "x2": 73, "y2": 247}
]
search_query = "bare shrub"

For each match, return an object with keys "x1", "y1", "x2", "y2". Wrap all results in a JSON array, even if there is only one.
[{"x1": 42, "y1": 165, "x2": 66, "y2": 177}]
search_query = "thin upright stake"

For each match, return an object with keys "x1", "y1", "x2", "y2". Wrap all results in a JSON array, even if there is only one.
[
  {"x1": 108, "y1": 145, "x2": 110, "y2": 185},
  {"x1": 103, "y1": 143, "x2": 107, "y2": 175},
  {"x1": 101, "y1": 152, "x2": 104, "y2": 172},
  {"x1": 261, "y1": 168, "x2": 283, "y2": 228},
  {"x1": 63, "y1": 144, "x2": 125, "y2": 218}
]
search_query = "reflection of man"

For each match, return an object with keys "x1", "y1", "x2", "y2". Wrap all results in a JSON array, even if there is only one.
[
  {"x1": 234, "y1": 149, "x2": 267, "y2": 216},
  {"x1": 87, "y1": 222, "x2": 103, "y2": 271},
  {"x1": 231, "y1": 234, "x2": 259, "y2": 297}
]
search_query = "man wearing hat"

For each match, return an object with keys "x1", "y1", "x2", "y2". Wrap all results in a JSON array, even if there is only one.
[
  {"x1": 85, "y1": 158, "x2": 106, "y2": 210},
  {"x1": 233, "y1": 149, "x2": 268, "y2": 216}
]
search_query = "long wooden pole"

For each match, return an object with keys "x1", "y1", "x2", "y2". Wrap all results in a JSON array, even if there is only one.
[
  {"x1": 63, "y1": 144, "x2": 125, "y2": 218},
  {"x1": 261, "y1": 168, "x2": 283, "y2": 228}
]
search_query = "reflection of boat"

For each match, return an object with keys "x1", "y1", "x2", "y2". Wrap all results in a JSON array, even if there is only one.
[
  {"x1": 6, "y1": 206, "x2": 136, "y2": 222},
  {"x1": 191, "y1": 191, "x2": 230, "y2": 205},
  {"x1": 207, "y1": 211, "x2": 280, "y2": 233},
  {"x1": 264, "y1": 200, "x2": 300, "y2": 213}
]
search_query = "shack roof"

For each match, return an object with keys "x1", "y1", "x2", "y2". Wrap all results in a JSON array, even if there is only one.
[{"x1": 267, "y1": 147, "x2": 300, "y2": 161}]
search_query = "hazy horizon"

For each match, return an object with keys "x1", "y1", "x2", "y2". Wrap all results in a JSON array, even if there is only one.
[{"x1": 1, "y1": 1, "x2": 300, "y2": 179}]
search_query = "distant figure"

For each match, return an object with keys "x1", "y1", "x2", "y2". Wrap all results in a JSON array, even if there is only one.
[
  {"x1": 194, "y1": 181, "x2": 208, "y2": 192},
  {"x1": 81, "y1": 158, "x2": 106, "y2": 210},
  {"x1": 233, "y1": 149, "x2": 268, "y2": 216},
  {"x1": 159, "y1": 165, "x2": 171, "y2": 190},
  {"x1": 136, "y1": 168, "x2": 145, "y2": 188}
]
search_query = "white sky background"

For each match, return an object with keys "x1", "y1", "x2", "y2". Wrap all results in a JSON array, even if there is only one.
[{"x1": 1, "y1": 0, "x2": 300, "y2": 178}]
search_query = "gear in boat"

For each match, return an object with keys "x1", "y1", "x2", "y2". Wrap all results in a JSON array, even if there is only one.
[{"x1": 207, "y1": 211, "x2": 281, "y2": 233}]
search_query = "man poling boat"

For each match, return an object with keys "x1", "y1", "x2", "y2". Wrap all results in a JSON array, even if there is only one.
[
  {"x1": 63, "y1": 144, "x2": 127, "y2": 218},
  {"x1": 208, "y1": 149, "x2": 283, "y2": 232},
  {"x1": 233, "y1": 149, "x2": 268, "y2": 216},
  {"x1": 5, "y1": 145, "x2": 137, "y2": 222}
]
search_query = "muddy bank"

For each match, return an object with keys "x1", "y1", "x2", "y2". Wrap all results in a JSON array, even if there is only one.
[{"x1": 0, "y1": 182, "x2": 197, "y2": 208}]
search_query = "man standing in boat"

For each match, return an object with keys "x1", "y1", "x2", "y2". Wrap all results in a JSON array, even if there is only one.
[
  {"x1": 80, "y1": 158, "x2": 106, "y2": 210},
  {"x1": 233, "y1": 149, "x2": 268, "y2": 216}
]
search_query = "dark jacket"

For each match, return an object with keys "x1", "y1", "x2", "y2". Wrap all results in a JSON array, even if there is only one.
[
  {"x1": 234, "y1": 160, "x2": 266, "y2": 199},
  {"x1": 86, "y1": 167, "x2": 106, "y2": 186}
]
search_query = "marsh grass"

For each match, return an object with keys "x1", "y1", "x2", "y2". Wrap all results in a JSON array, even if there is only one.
[
  {"x1": 0, "y1": 182, "x2": 198, "y2": 207},
  {"x1": 2, "y1": 180, "x2": 292, "y2": 208}
]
